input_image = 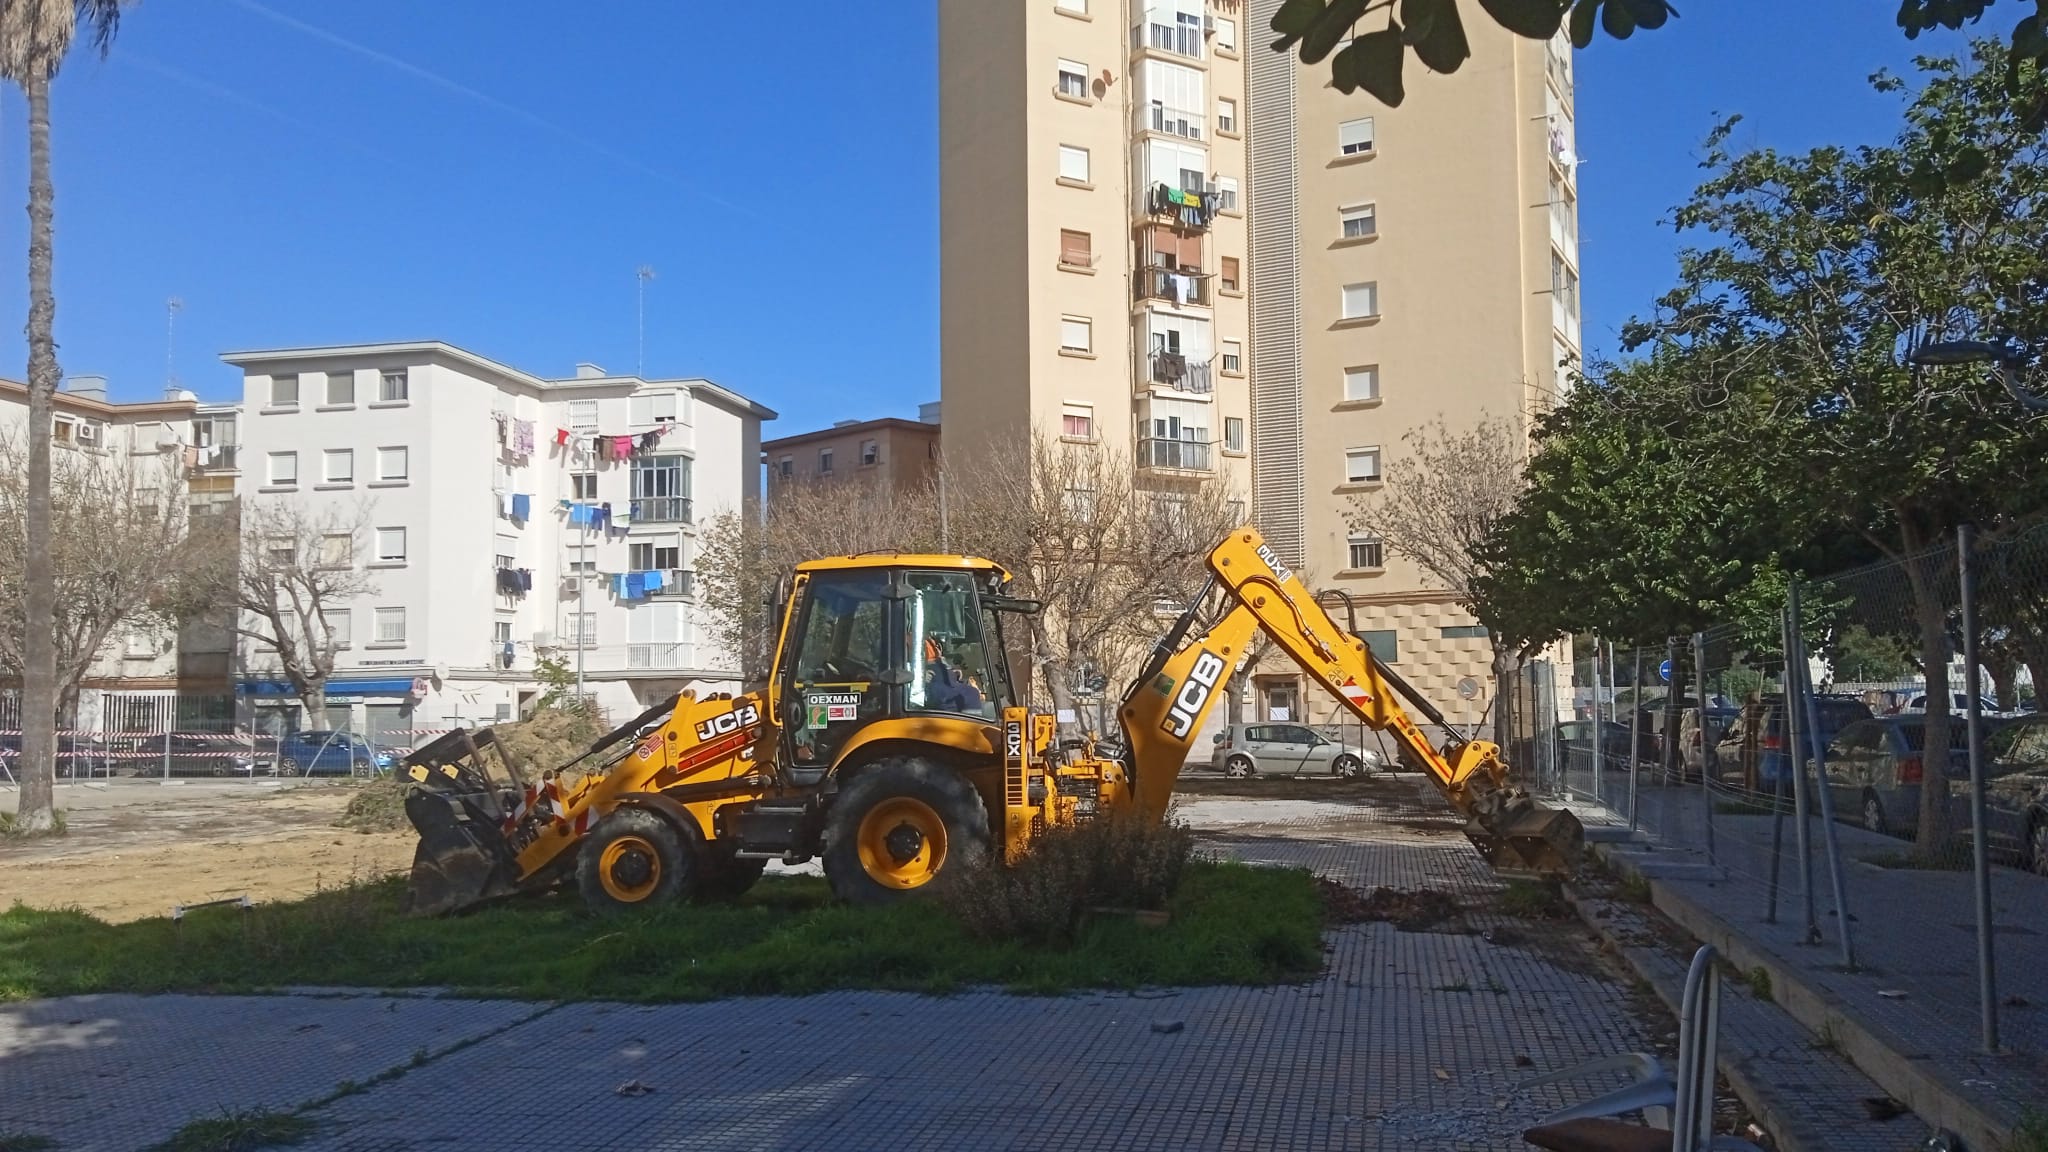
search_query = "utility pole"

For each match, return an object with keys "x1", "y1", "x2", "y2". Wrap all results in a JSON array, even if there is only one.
[
  {"x1": 576, "y1": 516, "x2": 591, "y2": 702},
  {"x1": 636, "y1": 265, "x2": 657, "y2": 377},
  {"x1": 165, "y1": 297, "x2": 183, "y2": 388}
]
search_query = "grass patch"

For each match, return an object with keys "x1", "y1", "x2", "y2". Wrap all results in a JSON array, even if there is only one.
[
  {"x1": 2008, "y1": 1112, "x2": 2048, "y2": 1152},
  {"x1": 1617, "y1": 872, "x2": 1653, "y2": 904},
  {"x1": 0, "y1": 861, "x2": 1324, "y2": 1003},
  {"x1": 1496, "y1": 880, "x2": 1571, "y2": 920},
  {"x1": 0, "y1": 1133, "x2": 56, "y2": 1152},
  {"x1": 334, "y1": 779, "x2": 408, "y2": 834},
  {"x1": 1743, "y1": 966, "x2": 1773, "y2": 1003},
  {"x1": 0, "y1": 809, "x2": 65, "y2": 837},
  {"x1": 149, "y1": 1108, "x2": 312, "y2": 1152}
]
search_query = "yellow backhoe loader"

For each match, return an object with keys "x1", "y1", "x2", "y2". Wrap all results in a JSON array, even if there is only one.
[{"x1": 401, "y1": 526, "x2": 1582, "y2": 915}]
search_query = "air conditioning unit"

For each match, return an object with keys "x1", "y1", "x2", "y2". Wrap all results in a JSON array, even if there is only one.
[
  {"x1": 75, "y1": 422, "x2": 100, "y2": 446},
  {"x1": 531, "y1": 629, "x2": 557, "y2": 648}
]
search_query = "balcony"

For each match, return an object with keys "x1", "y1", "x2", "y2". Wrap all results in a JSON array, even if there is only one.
[
  {"x1": 627, "y1": 642, "x2": 694, "y2": 670},
  {"x1": 1139, "y1": 437, "x2": 1213, "y2": 472},
  {"x1": 1143, "y1": 184, "x2": 1216, "y2": 230},
  {"x1": 632, "y1": 569, "x2": 697, "y2": 599},
  {"x1": 192, "y1": 444, "x2": 239, "y2": 472},
  {"x1": 1145, "y1": 352, "x2": 1213, "y2": 394},
  {"x1": 1136, "y1": 19, "x2": 1203, "y2": 60},
  {"x1": 1135, "y1": 267, "x2": 1211, "y2": 308},
  {"x1": 630, "y1": 496, "x2": 692, "y2": 524},
  {"x1": 1143, "y1": 102, "x2": 1205, "y2": 141}
]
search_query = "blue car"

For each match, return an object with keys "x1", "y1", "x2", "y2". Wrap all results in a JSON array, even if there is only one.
[{"x1": 273, "y1": 730, "x2": 396, "y2": 777}]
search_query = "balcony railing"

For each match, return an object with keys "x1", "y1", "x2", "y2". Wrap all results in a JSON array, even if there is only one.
[
  {"x1": 628, "y1": 642, "x2": 694, "y2": 670},
  {"x1": 1144, "y1": 103, "x2": 1205, "y2": 140},
  {"x1": 193, "y1": 444, "x2": 239, "y2": 472},
  {"x1": 633, "y1": 569, "x2": 697, "y2": 599},
  {"x1": 1143, "y1": 183, "x2": 1216, "y2": 230},
  {"x1": 1137, "y1": 20, "x2": 1203, "y2": 60},
  {"x1": 1139, "y1": 437, "x2": 1213, "y2": 472},
  {"x1": 1135, "y1": 267, "x2": 1211, "y2": 307},
  {"x1": 630, "y1": 496, "x2": 693, "y2": 524},
  {"x1": 1145, "y1": 352, "x2": 1213, "y2": 394}
]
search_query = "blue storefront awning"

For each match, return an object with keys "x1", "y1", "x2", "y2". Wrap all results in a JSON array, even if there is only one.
[{"x1": 238, "y1": 678, "x2": 419, "y2": 697}]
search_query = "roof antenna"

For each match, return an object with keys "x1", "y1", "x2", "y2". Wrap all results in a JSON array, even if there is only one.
[
  {"x1": 636, "y1": 265, "x2": 657, "y2": 378},
  {"x1": 165, "y1": 297, "x2": 183, "y2": 389}
]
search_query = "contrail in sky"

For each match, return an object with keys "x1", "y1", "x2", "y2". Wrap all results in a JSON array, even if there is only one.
[{"x1": 117, "y1": 49, "x2": 402, "y2": 163}]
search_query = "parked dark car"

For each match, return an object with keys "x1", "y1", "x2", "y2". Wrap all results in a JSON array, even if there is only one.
[
  {"x1": 1714, "y1": 696, "x2": 1873, "y2": 795},
  {"x1": 273, "y1": 730, "x2": 395, "y2": 777},
  {"x1": 1556, "y1": 720, "x2": 1636, "y2": 773},
  {"x1": 124, "y1": 734, "x2": 264, "y2": 778},
  {"x1": 1820, "y1": 716, "x2": 1978, "y2": 838},
  {"x1": 1983, "y1": 714, "x2": 2048, "y2": 875}
]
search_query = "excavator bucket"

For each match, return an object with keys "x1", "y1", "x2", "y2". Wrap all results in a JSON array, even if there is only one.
[
  {"x1": 1467, "y1": 800, "x2": 1585, "y2": 879},
  {"x1": 402, "y1": 785, "x2": 524, "y2": 916}
]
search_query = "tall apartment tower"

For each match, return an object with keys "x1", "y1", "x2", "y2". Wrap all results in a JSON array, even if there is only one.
[
  {"x1": 1243, "y1": 8, "x2": 1581, "y2": 726},
  {"x1": 940, "y1": 0, "x2": 1255, "y2": 499}
]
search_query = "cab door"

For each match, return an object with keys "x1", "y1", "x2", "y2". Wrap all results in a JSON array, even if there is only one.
[{"x1": 780, "y1": 570, "x2": 898, "y2": 775}]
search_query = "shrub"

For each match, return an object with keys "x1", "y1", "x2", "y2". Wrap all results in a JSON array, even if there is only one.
[{"x1": 943, "y1": 816, "x2": 1195, "y2": 945}]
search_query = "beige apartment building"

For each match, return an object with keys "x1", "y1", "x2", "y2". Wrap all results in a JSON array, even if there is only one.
[
  {"x1": 940, "y1": 0, "x2": 1579, "y2": 731},
  {"x1": 764, "y1": 409, "x2": 942, "y2": 501}
]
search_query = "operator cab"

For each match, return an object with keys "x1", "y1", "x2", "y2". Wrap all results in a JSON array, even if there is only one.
[{"x1": 772, "y1": 556, "x2": 1037, "y2": 781}]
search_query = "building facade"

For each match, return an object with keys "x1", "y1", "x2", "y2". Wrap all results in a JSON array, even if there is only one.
[
  {"x1": 940, "y1": 0, "x2": 1255, "y2": 497},
  {"x1": 222, "y1": 342, "x2": 773, "y2": 742},
  {"x1": 764, "y1": 412, "x2": 941, "y2": 500}
]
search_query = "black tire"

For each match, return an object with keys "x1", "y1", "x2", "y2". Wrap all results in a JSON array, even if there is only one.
[
  {"x1": 1333, "y1": 753, "x2": 1365, "y2": 780},
  {"x1": 698, "y1": 849, "x2": 767, "y2": 902},
  {"x1": 1862, "y1": 791, "x2": 1889, "y2": 837},
  {"x1": 823, "y1": 757, "x2": 990, "y2": 905},
  {"x1": 576, "y1": 806, "x2": 700, "y2": 914},
  {"x1": 278, "y1": 756, "x2": 300, "y2": 776},
  {"x1": 1223, "y1": 755, "x2": 1255, "y2": 780}
]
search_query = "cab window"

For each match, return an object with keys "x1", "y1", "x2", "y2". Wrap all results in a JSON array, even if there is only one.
[
  {"x1": 786, "y1": 571, "x2": 891, "y2": 766},
  {"x1": 905, "y1": 571, "x2": 997, "y2": 718}
]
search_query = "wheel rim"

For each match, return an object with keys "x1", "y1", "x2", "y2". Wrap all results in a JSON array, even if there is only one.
[
  {"x1": 855, "y1": 797, "x2": 948, "y2": 890},
  {"x1": 1337, "y1": 756, "x2": 1359, "y2": 777},
  {"x1": 598, "y1": 836, "x2": 663, "y2": 902},
  {"x1": 1227, "y1": 758, "x2": 1250, "y2": 778},
  {"x1": 1865, "y1": 797, "x2": 1883, "y2": 832}
]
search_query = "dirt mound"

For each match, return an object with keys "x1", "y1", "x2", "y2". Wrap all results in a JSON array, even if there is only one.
[
  {"x1": 1317, "y1": 878, "x2": 1465, "y2": 931},
  {"x1": 336, "y1": 778, "x2": 411, "y2": 833}
]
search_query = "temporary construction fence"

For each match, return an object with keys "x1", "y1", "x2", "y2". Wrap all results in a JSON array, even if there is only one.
[{"x1": 1558, "y1": 520, "x2": 2048, "y2": 1061}]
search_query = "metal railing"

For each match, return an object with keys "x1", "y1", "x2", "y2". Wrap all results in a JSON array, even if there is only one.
[
  {"x1": 1145, "y1": 352, "x2": 1213, "y2": 394},
  {"x1": 630, "y1": 496, "x2": 692, "y2": 524},
  {"x1": 627, "y1": 642, "x2": 694, "y2": 670},
  {"x1": 193, "y1": 444, "x2": 239, "y2": 471},
  {"x1": 1144, "y1": 103, "x2": 1205, "y2": 140},
  {"x1": 1135, "y1": 267, "x2": 1211, "y2": 307},
  {"x1": 1139, "y1": 437, "x2": 1213, "y2": 472}
]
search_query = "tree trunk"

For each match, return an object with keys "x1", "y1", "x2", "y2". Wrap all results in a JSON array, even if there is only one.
[
  {"x1": 1983, "y1": 643, "x2": 2019, "y2": 713},
  {"x1": 300, "y1": 685, "x2": 329, "y2": 732},
  {"x1": 16, "y1": 72, "x2": 61, "y2": 834},
  {"x1": 2019, "y1": 625, "x2": 2048, "y2": 714},
  {"x1": 1490, "y1": 643, "x2": 1516, "y2": 755},
  {"x1": 1032, "y1": 616, "x2": 1078, "y2": 738},
  {"x1": 1903, "y1": 541, "x2": 1958, "y2": 860}
]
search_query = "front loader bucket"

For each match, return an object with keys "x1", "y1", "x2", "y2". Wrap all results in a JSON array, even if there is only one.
[
  {"x1": 401, "y1": 788, "x2": 523, "y2": 917},
  {"x1": 1466, "y1": 799, "x2": 1584, "y2": 879}
]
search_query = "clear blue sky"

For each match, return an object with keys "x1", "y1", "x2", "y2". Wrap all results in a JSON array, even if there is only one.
[{"x1": 0, "y1": 1, "x2": 1977, "y2": 423}]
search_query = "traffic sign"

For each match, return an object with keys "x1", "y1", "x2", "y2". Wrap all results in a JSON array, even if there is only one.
[{"x1": 1658, "y1": 659, "x2": 1673, "y2": 684}]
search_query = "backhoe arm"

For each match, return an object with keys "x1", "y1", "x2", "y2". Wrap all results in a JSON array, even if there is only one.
[{"x1": 1118, "y1": 527, "x2": 1582, "y2": 875}]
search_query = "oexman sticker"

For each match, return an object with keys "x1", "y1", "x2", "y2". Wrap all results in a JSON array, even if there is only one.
[{"x1": 804, "y1": 692, "x2": 861, "y2": 729}]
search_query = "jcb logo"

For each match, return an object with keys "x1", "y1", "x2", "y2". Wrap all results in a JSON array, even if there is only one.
[
  {"x1": 1255, "y1": 543, "x2": 1295, "y2": 586},
  {"x1": 1004, "y1": 720, "x2": 1023, "y2": 759},
  {"x1": 1162, "y1": 650, "x2": 1226, "y2": 739},
  {"x1": 695, "y1": 702, "x2": 761, "y2": 742}
]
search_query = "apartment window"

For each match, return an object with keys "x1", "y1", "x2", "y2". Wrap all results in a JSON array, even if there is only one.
[
  {"x1": 1341, "y1": 203, "x2": 1378, "y2": 239},
  {"x1": 1212, "y1": 176, "x2": 1239, "y2": 213},
  {"x1": 1063, "y1": 485, "x2": 1097, "y2": 523},
  {"x1": 1215, "y1": 15, "x2": 1238, "y2": 47},
  {"x1": 323, "y1": 448, "x2": 353, "y2": 484},
  {"x1": 1056, "y1": 0, "x2": 1086, "y2": 12},
  {"x1": 1061, "y1": 402, "x2": 1094, "y2": 440},
  {"x1": 1358, "y1": 627, "x2": 1398, "y2": 663},
  {"x1": 322, "y1": 609, "x2": 351, "y2": 648},
  {"x1": 631, "y1": 455, "x2": 692, "y2": 521},
  {"x1": 326, "y1": 371, "x2": 354, "y2": 406},
  {"x1": 1442, "y1": 624, "x2": 1490, "y2": 639},
  {"x1": 1059, "y1": 229, "x2": 1092, "y2": 268},
  {"x1": 776, "y1": 456, "x2": 793, "y2": 479},
  {"x1": 317, "y1": 533, "x2": 352, "y2": 568},
  {"x1": 1339, "y1": 117, "x2": 1376, "y2": 156},
  {"x1": 568, "y1": 400, "x2": 598, "y2": 429},
  {"x1": 379, "y1": 369, "x2": 409, "y2": 402},
  {"x1": 267, "y1": 451, "x2": 298, "y2": 487},
  {"x1": 377, "y1": 446, "x2": 409, "y2": 481},
  {"x1": 375, "y1": 527, "x2": 408, "y2": 563},
  {"x1": 630, "y1": 542, "x2": 681, "y2": 571},
  {"x1": 1552, "y1": 252, "x2": 1580, "y2": 314},
  {"x1": 572, "y1": 471, "x2": 598, "y2": 499},
  {"x1": 1345, "y1": 446, "x2": 1382, "y2": 484},
  {"x1": 630, "y1": 392, "x2": 678, "y2": 426},
  {"x1": 1060, "y1": 315, "x2": 1092, "y2": 353},
  {"x1": 374, "y1": 607, "x2": 407, "y2": 645},
  {"x1": 564, "y1": 611, "x2": 597, "y2": 646},
  {"x1": 270, "y1": 375, "x2": 299, "y2": 407},
  {"x1": 1221, "y1": 339, "x2": 1243, "y2": 375},
  {"x1": 1348, "y1": 536, "x2": 1386, "y2": 570},
  {"x1": 860, "y1": 439, "x2": 880, "y2": 466},
  {"x1": 1058, "y1": 144, "x2": 1090, "y2": 183},
  {"x1": 1217, "y1": 97, "x2": 1237, "y2": 134},
  {"x1": 1344, "y1": 365, "x2": 1381, "y2": 402},
  {"x1": 494, "y1": 618, "x2": 514, "y2": 654},
  {"x1": 1224, "y1": 416, "x2": 1245, "y2": 453},
  {"x1": 819, "y1": 447, "x2": 834, "y2": 474},
  {"x1": 1220, "y1": 256, "x2": 1241, "y2": 292},
  {"x1": 1057, "y1": 58, "x2": 1088, "y2": 99},
  {"x1": 265, "y1": 537, "x2": 296, "y2": 567},
  {"x1": 1342, "y1": 282, "x2": 1379, "y2": 320}
]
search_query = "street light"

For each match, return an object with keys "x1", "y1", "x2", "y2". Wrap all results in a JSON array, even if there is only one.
[{"x1": 1908, "y1": 338, "x2": 2048, "y2": 413}]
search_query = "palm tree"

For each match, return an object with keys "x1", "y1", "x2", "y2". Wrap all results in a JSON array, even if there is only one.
[{"x1": 0, "y1": 0, "x2": 123, "y2": 833}]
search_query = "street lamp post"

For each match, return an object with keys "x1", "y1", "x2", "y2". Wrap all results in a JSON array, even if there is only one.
[{"x1": 1907, "y1": 338, "x2": 2047, "y2": 412}]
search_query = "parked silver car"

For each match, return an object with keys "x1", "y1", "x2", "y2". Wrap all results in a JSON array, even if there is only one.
[{"x1": 1210, "y1": 722, "x2": 1383, "y2": 779}]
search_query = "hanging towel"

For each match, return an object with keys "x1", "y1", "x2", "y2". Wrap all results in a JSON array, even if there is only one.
[
  {"x1": 598, "y1": 501, "x2": 613, "y2": 529},
  {"x1": 612, "y1": 435, "x2": 634, "y2": 459},
  {"x1": 610, "y1": 573, "x2": 627, "y2": 598},
  {"x1": 496, "y1": 568, "x2": 522, "y2": 595},
  {"x1": 492, "y1": 411, "x2": 508, "y2": 443},
  {"x1": 511, "y1": 493, "x2": 532, "y2": 521},
  {"x1": 644, "y1": 568, "x2": 666, "y2": 591},
  {"x1": 555, "y1": 427, "x2": 570, "y2": 447},
  {"x1": 568, "y1": 503, "x2": 590, "y2": 526},
  {"x1": 498, "y1": 492, "x2": 513, "y2": 517},
  {"x1": 517, "y1": 568, "x2": 533, "y2": 592},
  {"x1": 512, "y1": 419, "x2": 536, "y2": 457}
]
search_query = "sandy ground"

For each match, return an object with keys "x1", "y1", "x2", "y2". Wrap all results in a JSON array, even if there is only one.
[{"x1": 1, "y1": 780, "x2": 415, "y2": 922}]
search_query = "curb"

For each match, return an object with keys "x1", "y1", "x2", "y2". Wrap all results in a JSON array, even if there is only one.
[{"x1": 1587, "y1": 842, "x2": 2010, "y2": 1152}]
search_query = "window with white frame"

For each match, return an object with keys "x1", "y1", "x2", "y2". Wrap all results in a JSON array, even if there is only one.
[
  {"x1": 1057, "y1": 58, "x2": 1088, "y2": 98},
  {"x1": 819, "y1": 447, "x2": 834, "y2": 474},
  {"x1": 326, "y1": 371, "x2": 354, "y2": 406},
  {"x1": 1059, "y1": 229, "x2": 1093, "y2": 267},
  {"x1": 1063, "y1": 485, "x2": 1097, "y2": 522},
  {"x1": 1143, "y1": 58, "x2": 1206, "y2": 139},
  {"x1": 776, "y1": 456, "x2": 793, "y2": 479},
  {"x1": 630, "y1": 540, "x2": 681, "y2": 572},
  {"x1": 1060, "y1": 316, "x2": 1092, "y2": 353},
  {"x1": 1221, "y1": 339, "x2": 1243, "y2": 374},
  {"x1": 379, "y1": 368, "x2": 409, "y2": 402},
  {"x1": 1058, "y1": 144, "x2": 1090, "y2": 183},
  {"x1": 1339, "y1": 117, "x2": 1376, "y2": 156},
  {"x1": 1347, "y1": 535, "x2": 1385, "y2": 570},
  {"x1": 323, "y1": 448, "x2": 353, "y2": 484},
  {"x1": 1345, "y1": 446, "x2": 1382, "y2": 484},
  {"x1": 572, "y1": 471, "x2": 598, "y2": 499},
  {"x1": 1062, "y1": 402, "x2": 1094, "y2": 440},
  {"x1": 265, "y1": 537, "x2": 296, "y2": 567},
  {"x1": 568, "y1": 400, "x2": 598, "y2": 429},
  {"x1": 318, "y1": 533, "x2": 352, "y2": 568},
  {"x1": 322, "y1": 608, "x2": 351, "y2": 648},
  {"x1": 860, "y1": 439, "x2": 879, "y2": 466},
  {"x1": 629, "y1": 392, "x2": 678, "y2": 425},
  {"x1": 268, "y1": 451, "x2": 298, "y2": 487},
  {"x1": 1213, "y1": 14, "x2": 1237, "y2": 48},
  {"x1": 1344, "y1": 365, "x2": 1381, "y2": 402},
  {"x1": 1224, "y1": 416, "x2": 1245, "y2": 453},
  {"x1": 374, "y1": 607, "x2": 407, "y2": 644},
  {"x1": 1056, "y1": 0, "x2": 1086, "y2": 12},
  {"x1": 1217, "y1": 97, "x2": 1237, "y2": 134},
  {"x1": 270, "y1": 375, "x2": 299, "y2": 407},
  {"x1": 1342, "y1": 282, "x2": 1379, "y2": 319},
  {"x1": 1552, "y1": 252, "x2": 1580, "y2": 313},
  {"x1": 564, "y1": 610, "x2": 597, "y2": 647},
  {"x1": 1341, "y1": 203, "x2": 1377, "y2": 239},
  {"x1": 1212, "y1": 175, "x2": 1239, "y2": 212},
  {"x1": 375, "y1": 526, "x2": 407, "y2": 563},
  {"x1": 377, "y1": 446, "x2": 409, "y2": 481}
]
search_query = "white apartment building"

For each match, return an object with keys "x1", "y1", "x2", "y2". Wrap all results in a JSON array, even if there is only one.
[{"x1": 222, "y1": 341, "x2": 774, "y2": 743}]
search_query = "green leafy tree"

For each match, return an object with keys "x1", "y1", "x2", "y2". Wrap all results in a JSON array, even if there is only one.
[{"x1": 0, "y1": 0, "x2": 125, "y2": 835}]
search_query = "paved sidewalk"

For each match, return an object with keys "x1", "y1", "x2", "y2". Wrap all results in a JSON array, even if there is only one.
[{"x1": 1577, "y1": 785, "x2": 2048, "y2": 1151}]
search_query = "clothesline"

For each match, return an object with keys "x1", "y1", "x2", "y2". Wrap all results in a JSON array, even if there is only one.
[{"x1": 492, "y1": 412, "x2": 675, "y2": 465}]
